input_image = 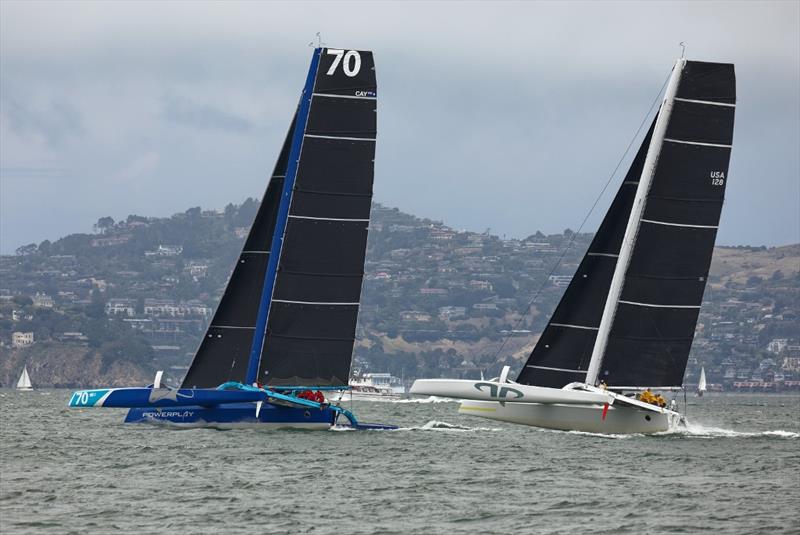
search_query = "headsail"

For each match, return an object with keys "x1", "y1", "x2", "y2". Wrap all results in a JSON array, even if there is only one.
[
  {"x1": 592, "y1": 60, "x2": 736, "y2": 388},
  {"x1": 255, "y1": 48, "x2": 377, "y2": 387},
  {"x1": 181, "y1": 117, "x2": 296, "y2": 389},
  {"x1": 516, "y1": 119, "x2": 657, "y2": 388}
]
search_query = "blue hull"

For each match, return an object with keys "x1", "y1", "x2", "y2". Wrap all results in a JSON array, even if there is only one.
[{"x1": 124, "y1": 402, "x2": 336, "y2": 429}]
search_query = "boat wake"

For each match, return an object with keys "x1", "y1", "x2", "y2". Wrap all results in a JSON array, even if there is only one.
[
  {"x1": 402, "y1": 420, "x2": 501, "y2": 432},
  {"x1": 562, "y1": 430, "x2": 642, "y2": 439},
  {"x1": 664, "y1": 421, "x2": 799, "y2": 439},
  {"x1": 391, "y1": 396, "x2": 456, "y2": 404}
]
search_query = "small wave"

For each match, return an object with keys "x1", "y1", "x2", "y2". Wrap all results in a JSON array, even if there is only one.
[
  {"x1": 392, "y1": 396, "x2": 457, "y2": 404},
  {"x1": 329, "y1": 425, "x2": 357, "y2": 432},
  {"x1": 667, "y1": 422, "x2": 799, "y2": 439},
  {"x1": 564, "y1": 430, "x2": 641, "y2": 439},
  {"x1": 396, "y1": 420, "x2": 500, "y2": 432}
]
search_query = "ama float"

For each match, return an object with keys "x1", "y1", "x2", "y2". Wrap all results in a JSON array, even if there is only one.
[
  {"x1": 411, "y1": 59, "x2": 736, "y2": 434},
  {"x1": 68, "y1": 48, "x2": 395, "y2": 430}
]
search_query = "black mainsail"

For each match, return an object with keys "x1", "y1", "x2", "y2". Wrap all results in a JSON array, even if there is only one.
[
  {"x1": 518, "y1": 60, "x2": 735, "y2": 390},
  {"x1": 598, "y1": 61, "x2": 736, "y2": 387},
  {"x1": 182, "y1": 47, "x2": 376, "y2": 389},
  {"x1": 256, "y1": 48, "x2": 377, "y2": 387}
]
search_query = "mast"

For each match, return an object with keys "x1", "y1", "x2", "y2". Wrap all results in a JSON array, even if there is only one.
[
  {"x1": 584, "y1": 59, "x2": 686, "y2": 386},
  {"x1": 244, "y1": 49, "x2": 322, "y2": 385}
]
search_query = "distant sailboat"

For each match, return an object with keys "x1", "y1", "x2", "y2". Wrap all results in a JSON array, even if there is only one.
[
  {"x1": 16, "y1": 366, "x2": 33, "y2": 391},
  {"x1": 412, "y1": 58, "x2": 736, "y2": 434},
  {"x1": 697, "y1": 367, "x2": 707, "y2": 397},
  {"x1": 67, "y1": 47, "x2": 394, "y2": 430}
]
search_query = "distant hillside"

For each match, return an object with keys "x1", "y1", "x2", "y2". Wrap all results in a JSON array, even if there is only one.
[
  {"x1": 1, "y1": 201, "x2": 798, "y2": 389},
  {"x1": 711, "y1": 245, "x2": 800, "y2": 286}
]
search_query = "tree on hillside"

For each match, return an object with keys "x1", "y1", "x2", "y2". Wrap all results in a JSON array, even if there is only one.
[
  {"x1": 12, "y1": 295, "x2": 33, "y2": 307},
  {"x1": 94, "y1": 216, "x2": 115, "y2": 234},
  {"x1": 86, "y1": 291, "x2": 107, "y2": 319},
  {"x1": 126, "y1": 214, "x2": 149, "y2": 225},
  {"x1": 15, "y1": 243, "x2": 37, "y2": 256}
]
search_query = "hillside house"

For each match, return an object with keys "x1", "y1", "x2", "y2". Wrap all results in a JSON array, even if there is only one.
[
  {"x1": 32, "y1": 292, "x2": 54, "y2": 308},
  {"x1": 400, "y1": 311, "x2": 431, "y2": 322},
  {"x1": 106, "y1": 298, "x2": 137, "y2": 316},
  {"x1": 439, "y1": 306, "x2": 466, "y2": 320},
  {"x1": 12, "y1": 331, "x2": 34, "y2": 348}
]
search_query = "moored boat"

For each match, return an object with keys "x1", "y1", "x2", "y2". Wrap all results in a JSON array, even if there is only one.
[{"x1": 332, "y1": 373, "x2": 407, "y2": 402}]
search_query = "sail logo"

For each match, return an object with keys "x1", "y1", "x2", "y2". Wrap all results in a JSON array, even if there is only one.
[
  {"x1": 326, "y1": 49, "x2": 361, "y2": 77},
  {"x1": 473, "y1": 382, "x2": 524, "y2": 402},
  {"x1": 710, "y1": 171, "x2": 725, "y2": 186},
  {"x1": 141, "y1": 410, "x2": 193, "y2": 419}
]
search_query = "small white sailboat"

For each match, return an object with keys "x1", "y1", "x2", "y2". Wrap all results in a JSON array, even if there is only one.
[
  {"x1": 412, "y1": 58, "x2": 736, "y2": 434},
  {"x1": 16, "y1": 366, "x2": 33, "y2": 391},
  {"x1": 697, "y1": 367, "x2": 707, "y2": 397}
]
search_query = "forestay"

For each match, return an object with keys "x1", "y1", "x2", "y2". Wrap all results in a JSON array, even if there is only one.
[{"x1": 516, "y1": 119, "x2": 656, "y2": 388}]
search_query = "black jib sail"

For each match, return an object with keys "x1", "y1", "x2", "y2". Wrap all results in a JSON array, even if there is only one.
[
  {"x1": 181, "y1": 118, "x2": 296, "y2": 389},
  {"x1": 516, "y1": 119, "x2": 657, "y2": 388},
  {"x1": 599, "y1": 61, "x2": 735, "y2": 387},
  {"x1": 255, "y1": 48, "x2": 377, "y2": 387}
]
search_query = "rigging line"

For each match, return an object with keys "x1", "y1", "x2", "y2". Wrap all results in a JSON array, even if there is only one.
[{"x1": 489, "y1": 68, "x2": 673, "y2": 367}]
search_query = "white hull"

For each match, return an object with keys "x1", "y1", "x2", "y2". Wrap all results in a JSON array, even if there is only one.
[
  {"x1": 411, "y1": 378, "x2": 610, "y2": 405},
  {"x1": 459, "y1": 400, "x2": 681, "y2": 434}
]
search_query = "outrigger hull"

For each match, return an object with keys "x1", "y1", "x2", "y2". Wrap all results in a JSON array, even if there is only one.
[
  {"x1": 124, "y1": 402, "x2": 335, "y2": 430},
  {"x1": 459, "y1": 400, "x2": 681, "y2": 434}
]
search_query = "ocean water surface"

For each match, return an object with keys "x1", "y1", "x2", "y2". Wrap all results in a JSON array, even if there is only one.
[{"x1": 1, "y1": 391, "x2": 798, "y2": 534}]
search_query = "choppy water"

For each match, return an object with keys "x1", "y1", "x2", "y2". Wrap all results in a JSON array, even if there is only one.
[{"x1": 1, "y1": 391, "x2": 798, "y2": 534}]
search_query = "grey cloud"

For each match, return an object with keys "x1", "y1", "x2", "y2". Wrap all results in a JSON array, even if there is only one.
[
  {"x1": 2, "y1": 96, "x2": 84, "y2": 147},
  {"x1": 0, "y1": 1, "x2": 798, "y2": 253},
  {"x1": 161, "y1": 94, "x2": 253, "y2": 133}
]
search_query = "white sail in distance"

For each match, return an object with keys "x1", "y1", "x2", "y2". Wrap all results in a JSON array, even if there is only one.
[{"x1": 16, "y1": 366, "x2": 33, "y2": 391}]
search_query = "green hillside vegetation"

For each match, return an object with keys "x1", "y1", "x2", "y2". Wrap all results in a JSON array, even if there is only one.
[{"x1": 1, "y1": 201, "x2": 798, "y2": 389}]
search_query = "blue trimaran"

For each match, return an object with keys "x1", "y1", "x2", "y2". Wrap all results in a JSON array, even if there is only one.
[{"x1": 69, "y1": 47, "x2": 396, "y2": 430}]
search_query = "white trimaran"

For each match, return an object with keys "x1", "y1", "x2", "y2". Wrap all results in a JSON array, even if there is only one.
[
  {"x1": 16, "y1": 366, "x2": 33, "y2": 391},
  {"x1": 411, "y1": 58, "x2": 736, "y2": 433}
]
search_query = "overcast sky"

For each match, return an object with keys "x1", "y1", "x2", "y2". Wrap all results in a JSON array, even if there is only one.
[{"x1": 1, "y1": 1, "x2": 798, "y2": 254}]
